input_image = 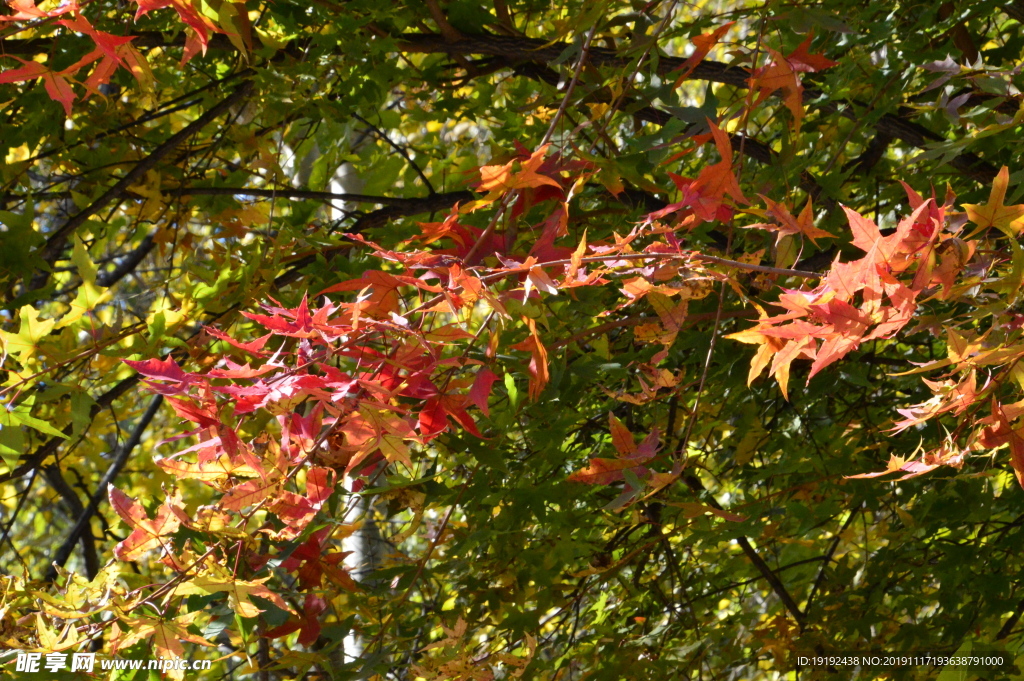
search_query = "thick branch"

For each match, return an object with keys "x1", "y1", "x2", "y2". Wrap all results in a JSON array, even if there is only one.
[
  {"x1": 171, "y1": 186, "x2": 452, "y2": 206},
  {"x1": 401, "y1": 32, "x2": 996, "y2": 182},
  {"x1": 997, "y1": 597, "x2": 1024, "y2": 640},
  {"x1": 43, "y1": 395, "x2": 163, "y2": 582},
  {"x1": 41, "y1": 465, "x2": 100, "y2": 579},
  {"x1": 97, "y1": 234, "x2": 155, "y2": 288}
]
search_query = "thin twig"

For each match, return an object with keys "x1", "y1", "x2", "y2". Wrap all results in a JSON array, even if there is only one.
[
  {"x1": 36, "y1": 81, "x2": 255, "y2": 273},
  {"x1": 540, "y1": 23, "x2": 597, "y2": 147},
  {"x1": 171, "y1": 186, "x2": 445, "y2": 205},
  {"x1": 462, "y1": 22, "x2": 597, "y2": 267},
  {"x1": 352, "y1": 112, "x2": 436, "y2": 194},
  {"x1": 803, "y1": 504, "x2": 861, "y2": 616},
  {"x1": 682, "y1": 474, "x2": 806, "y2": 627}
]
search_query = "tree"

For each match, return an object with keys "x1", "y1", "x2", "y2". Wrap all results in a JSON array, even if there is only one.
[{"x1": 2, "y1": 0, "x2": 1024, "y2": 678}]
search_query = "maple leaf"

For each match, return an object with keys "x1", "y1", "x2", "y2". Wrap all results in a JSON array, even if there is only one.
[
  {"x1": 124, "y1": 356, "x2": 196, "y2": 393},
  {"x1": 749, "y1": 49, "x2": 804, "y2": 132},
  {"x1": 112, "y1": 612, "x2": 211, "y2": 660},
  {"x1": 755, "y1": 196, "x2": 833, "y2": 245},
  {"x1": 418, "y1": 396, "x2": 448, "y2": 438},
  {"x1": 768, "y1": 337, "x2": 815, "y2": 400},
  {"x1": 510, "y1": 318, "x2": 549, "y2": 401},
  {"x1": 569, "y1": 415, "x2": 659, "y2": 485},
  {"x1": 786, "y1": 34, "x2": 838, "y2": 72},
  {"x1": 266, "y1": 593, "x2": 328, "y2": 646},
  {"x1": 477, "y1": 144, "x2": 563, "y2": 195},
  {"x1": 0, "y1": 58, "x2": 77, "y2": 114},
  {"x1": 157, "y1": 452, "x2": 260, "y2": 482},
  {"x1": 272, "y1": 492, "x2": 324, "y2": 536},
  {"x1": 686, "y1": 122, "x2": 748, "y2": 222},
  {"x1": 0, "y1": 58, "x2": 49, "y2": 84},
  {"x1": 0, "y1": 304, "x2": 55, "y2": 363},
  {"x1": 469, "y1": 368, "x2": 499, "y2": 416},
  {"x1": 59, "y1": 15, "x2": 134, "y2": 65},
  {"x1": 524, "y1": 264, "x2": 560, "y2": 298},
  {"x1": 205, "y1": 326, "x2": 272, "y2": 355},
  {"x1": 0, "y1": 0, "x2": 78, "y2": 21},
  {"x1": 671, "y1": 22, "x2": 734, "y2": 86},
  {"x1": 963, "y1": 166, "x2": 1024, "y2": 237},
  {"x1": 568, "y1": 457, "x2": 648, "y2": 485},
  {"x1": 131, "y1": 0, "x2": 216, "y2": 60},
  {"x1": 846, "y1": 454, "x2": 941, "y2": 481},
  {"x1": 109, "y1": 486, "x2": 182, "y2": 561},
  {"x1": 174, "y1": 573, "x2": 295, "y2": 618},
  {"x1": 280, "y1": 528, "x2": 357, "y2": 591},
  {"x1": 221, "y1": 476, "x2": 280, "y2": 511}
]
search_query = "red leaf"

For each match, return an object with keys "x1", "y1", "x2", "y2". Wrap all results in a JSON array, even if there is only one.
[
  {"x1": 568, "y1": 458, "x2": 649, "y2": 485},
  {"x1": 786, "y1": 34, "x2": 838, "y2": 73},
  {"x1": 748, "y1": 49, "x2": 804, "y2": 131},
  {"x1": 671, "y1": 23, "x2": 734, "y2": 86},
  {"x1": 418, "y1": 397, "x2": 448, "y2": 439},
  {"x1": 608, "y1": 413, "x2": 636, "y2": 456},
  {"x1": 124, "y1": 357, "x2": 198, "y2": 395},
  {"x1": 0, "y1": 59, "x2": 48, "y2": 84},
  {"x1": 109, "y1": 486, "x2": 182, "y2": 561},
  {"x1": 0, "y1": 0, "x2": 78, "y2": 21},
  {"x1": 510, "y1": 318, "x2": 549, "y2": 401},
  {"x1": 305, "y1": 467, "x2": 335, "y2": 510},
  {"x1": 207, "y1": 359, "x2": 275, "y2": 379},
  {"x1": 469, "y1": 368, "x2": 499, "y2": 416},
  {"x1": 205, "y1": 327, "x2": 272, "y2": 355}
]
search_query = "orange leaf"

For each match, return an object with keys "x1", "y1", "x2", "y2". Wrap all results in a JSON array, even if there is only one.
[
  {"x1": 109, "y1": 486, "x2": 182, "y2": 561},
  {"x1": 478, "y1": 145, "x2": 562, "y2": 194},
  {"x1": 748, "y1": 49, "x2": 803, "y2": 132},
  {"x1": 786, "y1": 34, "x2": 838, "y2": 72},
  {"x1": 671, "y1": 22, "x2": 734, "y2": 87}
]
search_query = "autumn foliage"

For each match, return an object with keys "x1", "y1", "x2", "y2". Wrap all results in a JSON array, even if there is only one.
[{"x1": 4, "y1": 0, "x2": 1024, "y2": 678}]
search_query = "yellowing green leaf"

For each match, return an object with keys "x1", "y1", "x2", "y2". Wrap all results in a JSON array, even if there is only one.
[{"x1": 1, "y1": 305, "x2": 55, "y2": 362}]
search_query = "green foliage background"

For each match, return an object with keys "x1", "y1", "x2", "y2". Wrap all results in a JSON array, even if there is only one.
[{"x1": 2, "y1": 0, "x2": 1024, "y2": 678}]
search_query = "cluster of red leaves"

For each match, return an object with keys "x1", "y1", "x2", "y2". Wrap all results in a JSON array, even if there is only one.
[
  {"x1": 106, "y1": 141, "x2": 743, "y2": 632},
  {"x1": 0, "y1": 0, "x2": 223, "y2": 114},
  {"x1": 728, "y1": 185, "x2": 971, "y2": 400}
]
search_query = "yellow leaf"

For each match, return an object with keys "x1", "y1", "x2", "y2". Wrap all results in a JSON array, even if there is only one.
[
  {"x1": 1, "y1": 305, "x2": 55, "y2": 362},
  {"x1": 963, "y1": 166, "x2": 1024, "y2": 237}
]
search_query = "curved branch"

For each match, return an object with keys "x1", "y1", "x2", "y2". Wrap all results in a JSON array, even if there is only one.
[
  {"x1": 682, "y1": 474, "x2": 806, "y2": 627},
  {"x1": 399, "y1": 32, "x2": 996, "y2": 182}
]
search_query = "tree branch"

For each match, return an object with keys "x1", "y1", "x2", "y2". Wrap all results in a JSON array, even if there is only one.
[
  {"x1": 0, "y1": 372, "x2": 141, "y2": 485},
  {"x1": 41, "y1": 464, "x2": 100, "y2": 579},
  {"x1": 997, "y1": 596, "x2": 1024, "y2": 640},
  {"x1": 170, "y1": 186, "x2": 454, "y2": 206},
  {"x1": 43, "y1": 395, "x2": 163, "y2": 582},
  {"x1": 34, "y1": 80, "x2": 255, "y2": 277},
  {"x1": 97, "y1": 234, "x2": 156, "y2": 288},
  {"x1": 399, "y1": 32, "x2": 996, "y2": 182},
  {"x1": 683, "y1": 474, "x2": 806, "y2": 627},
  {"x1": 803, "y1": 506, "x2": 861, "y2": 617}
]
